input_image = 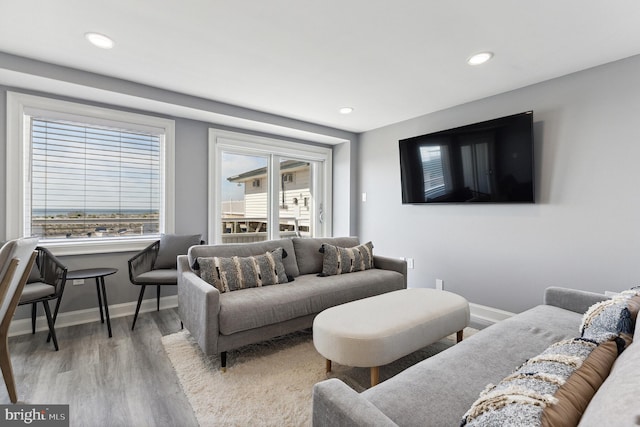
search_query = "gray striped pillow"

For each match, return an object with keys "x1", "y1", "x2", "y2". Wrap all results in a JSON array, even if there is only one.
[
  {"x1": 319, "y1": 241, "x2": 374, "y2": 276},
  {"x1": 198, "y1": 247, "x2": 289, "y2": 293}
]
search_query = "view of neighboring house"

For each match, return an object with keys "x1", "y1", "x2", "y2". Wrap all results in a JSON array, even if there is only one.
[{"x1": 221, "y1": 160, "x2": 312, "y2": 242}]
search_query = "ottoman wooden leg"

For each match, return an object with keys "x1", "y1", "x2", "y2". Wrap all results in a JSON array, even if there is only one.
[
  {"x1": 370, "y1": 366, "x2": 380, "y2": 387},
  {"x1": 457, "y1": 330, "x2": 464, "y2": 343},
  {"x1": 325, "y1": 359, "x2": 332, "y2": 373}
]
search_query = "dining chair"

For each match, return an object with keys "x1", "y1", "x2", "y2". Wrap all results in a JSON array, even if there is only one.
[
  {"x1": 18, "y1": 246, "x2": 67, "y2": 351},
  {"x1": 128, "y1": 234, "x2": 202, "y2": 330},
  {"x1": 0, "y1": 237, "x2": 39, "y2": 403}
]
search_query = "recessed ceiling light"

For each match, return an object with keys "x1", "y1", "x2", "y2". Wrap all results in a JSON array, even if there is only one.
[
  {"x1": 339, "y1": 107, "x2": 354, "y2": 115},
  {"x1": 467, "y1": 52, "x2": 493, "y2": 66},
  {"x1": 85, "y1": 32, "x2": 115, "y2": 49}
]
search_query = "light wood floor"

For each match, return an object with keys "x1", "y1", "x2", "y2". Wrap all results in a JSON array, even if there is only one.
[{"x1": 1, "y1": 308, "x2": 198, "y2": 427}]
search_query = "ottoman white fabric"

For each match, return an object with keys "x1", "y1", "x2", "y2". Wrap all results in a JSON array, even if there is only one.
[{"x1": 313, "y1": 288, "x2": 470, "y2": 386}]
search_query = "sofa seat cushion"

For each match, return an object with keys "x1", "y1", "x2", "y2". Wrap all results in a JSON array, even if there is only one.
[
  {"x1": 361, "y1": 305, "x2": 585, "y2": 427},
  {"x1": 135, "y1": 269, "x2": 178, "y2": 284},
  {"x1": 218, "y1": 269, "x2": 404, "y2": 335},
  {"x1": 19, "y1": 282, "x2": 55, "y2": 302}
]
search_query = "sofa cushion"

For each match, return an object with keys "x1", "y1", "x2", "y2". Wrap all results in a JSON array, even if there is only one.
[
  {"x1": 319, "y1": 241, "x2": 374, "y2": 276},
  {"x1": 292, "y1": 236, "x2": 359, "y2": 275},
  {"x1": 578, "y1": 327, "x2": 640, "y2": 426},
  {"x1": 580, "y1": 289, "x2": 640, "y2": 343},
  {"x1": 155, "y1": 234, "x2": 202, "y2": 269},
  {"x1": 198, "y1": 248, "x2": 289, "y2": 293},
  {"x1": 189, "y1": 238, "x2": 300, "y2": 278},
  {"x1": 217, "y1": 268, "x2": 404, "y2": 335},
  {"x1": 461, "y1": 336, "x2": 623, "y2": 427}
]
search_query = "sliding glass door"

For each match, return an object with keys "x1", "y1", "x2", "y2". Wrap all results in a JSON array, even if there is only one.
[{"x1": 210, "y1": 130, "x2": 331, "y2": 244}]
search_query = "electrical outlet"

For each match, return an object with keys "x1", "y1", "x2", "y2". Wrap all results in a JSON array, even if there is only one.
[
  {"x1": 407, "y1": 258, "x2": 414, "y2": 269},
  {"x1": 362, "y1": 192, "x2": 367, "y2": 202},
  {"x1": 72, "y1": 279, "x2": 84, "y2": 286},
  {"x1": 436, "y1": 279, "x2": 444, "y2": 290}
]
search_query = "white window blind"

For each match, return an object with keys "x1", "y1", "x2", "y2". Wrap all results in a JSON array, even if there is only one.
[{"x1": 30, "y1": 117, "x2": 161, "y2": 241}]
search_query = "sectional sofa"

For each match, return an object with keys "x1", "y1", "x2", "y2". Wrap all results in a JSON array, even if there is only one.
[
  {"x1": 312, "y1": 287, "x2": 640, "y2": 426},
  {"x1": 177, "y1": 236, "x2": 407, "y2": 370}
]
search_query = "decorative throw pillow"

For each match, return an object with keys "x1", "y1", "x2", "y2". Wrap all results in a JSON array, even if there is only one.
[
  {"x1": 580, "y1": 288, "x2": 640, "y2": 343},
  {"x1": 27, "y1": 261, "x2": 42, "y2": 283},
  {"x1": 198, "y1": 247, "x2": 289, "y2": 293},
  {"x1": 318, "y1": 241, "x2": 374, "y2": 276},
  {"x1": 461, "y1": 336, "x2": 624, "y2": 427},
  {"x1": 154, "y1": 234, "x2": 202, "y2": 269}
]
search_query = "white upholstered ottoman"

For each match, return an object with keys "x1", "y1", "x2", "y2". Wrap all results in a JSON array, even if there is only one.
[{"x1": 312, "y1": 288, "x2": 470, "y2": 386}]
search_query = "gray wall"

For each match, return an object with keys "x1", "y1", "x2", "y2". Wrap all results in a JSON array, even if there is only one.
[
  {"x1": 0, "y1": 54, "x2": 357, "y2": 320},
  {"x1": 358, "y1": 54, "x2": 640, "y2": 314}
]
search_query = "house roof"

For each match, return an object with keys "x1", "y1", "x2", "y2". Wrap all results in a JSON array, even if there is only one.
[{"x1": 227, "y1": 160, "x2": 309, "y2": 183}]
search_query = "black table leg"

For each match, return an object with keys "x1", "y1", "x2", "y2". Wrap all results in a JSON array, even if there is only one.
[
  {"x1": 99, "y1": 276, "x2": 112, "y2": 338},
  {"x1": 95, "y1": 278, "x2": 105, "y2": 323}
]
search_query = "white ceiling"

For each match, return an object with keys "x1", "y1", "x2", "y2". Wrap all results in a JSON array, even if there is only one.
[{"x1": 2, "y1": 1, "x2": 640, "y2": 133}]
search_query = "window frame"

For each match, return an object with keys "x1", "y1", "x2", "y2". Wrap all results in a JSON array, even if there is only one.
[
  {"x1": 209, "y1": 129, "x2": 332, "y2": 244},
  {"x1": 6, "y1": 92, "x2": 175, "y2": 255}
]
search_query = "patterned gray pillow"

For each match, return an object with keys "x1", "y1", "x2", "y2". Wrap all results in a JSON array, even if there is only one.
[
  {"x1": 580, "y1": 288, "x2": 640, "y2": 343},
  {"x1": 319, "y1": 241, "x2": 374, "y2": 276},
  {"x1": 198, "y1": 247, "x2": 289, "y2": 293}
]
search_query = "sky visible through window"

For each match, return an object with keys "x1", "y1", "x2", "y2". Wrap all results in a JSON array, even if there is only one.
[{"x1": 220, "y1": 152, "x2": 267, "y2": 201}]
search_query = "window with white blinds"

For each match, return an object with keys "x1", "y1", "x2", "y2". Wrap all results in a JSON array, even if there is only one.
[
  {"x1": 29, "y1": 118, "x2": 161, "y2": 240},
  {"x1": 6, "y1": 92, "x2": 175, "y2": 254}
]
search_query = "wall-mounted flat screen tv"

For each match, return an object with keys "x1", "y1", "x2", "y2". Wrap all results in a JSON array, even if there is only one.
[{"x1": 399, "y1": 111, "x2": 534, "y2": 204}]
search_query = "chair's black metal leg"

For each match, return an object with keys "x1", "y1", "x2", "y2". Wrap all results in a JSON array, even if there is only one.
[
  {"x1": 99, "y1": 277, "x2": 112, "y2": 338},
  {"x1": 180, "y1": 321, "x2": 184, "y2": 330},
  {"x1": 221, "y1": 352, "x2": 227, "y2": 372},
  {"x1": 131, "y1": 285, "x2": 146, "y2": 330},
  {"x1": 42, "y1": 301, "x2": 59, "y2": 351},
  {"x1": 156, "y1": 285, "x2": 161, "y2": 311},
  {"x1": 95, "y1": 278, "x2": 104, "y2": 323},
  {"x1": 31, "y1": 303, "x2": 37, "y2": 334},
  {"x1": 48, "y1": 279, "x2": 66, "y2": 343}
]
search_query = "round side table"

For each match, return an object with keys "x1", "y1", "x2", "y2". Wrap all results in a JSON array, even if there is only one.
[{"x1": 66, "y1": 268, "x2": 117, "y2": 338}]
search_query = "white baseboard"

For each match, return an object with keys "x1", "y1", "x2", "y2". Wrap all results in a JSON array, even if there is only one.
[
  {"x1": 9, "y1": 295, "x2": 178, "y2": 337},
  {"x1": 469, "y1": 302, "x2": 514, "y2": 328}
]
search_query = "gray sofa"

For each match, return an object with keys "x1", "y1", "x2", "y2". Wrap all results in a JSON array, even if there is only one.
[
  {"x1": 177, "y1": 236, "x2": 406, "y2": 369},
  {"x1": 312, "y1": 287, "x2": 640, "y2": 426}
]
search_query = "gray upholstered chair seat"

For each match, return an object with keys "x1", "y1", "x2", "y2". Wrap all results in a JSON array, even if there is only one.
[
  {"x1": 134, "y1": 269, "x2": 178, "y2": 284},
  {"x1": 19, "y1": 282, "x2": 55, "y2": 302}
]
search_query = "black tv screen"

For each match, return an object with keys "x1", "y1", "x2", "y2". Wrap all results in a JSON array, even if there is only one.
[{"x1": 399, "y1": 111, "x2": 534, "y2": 204}]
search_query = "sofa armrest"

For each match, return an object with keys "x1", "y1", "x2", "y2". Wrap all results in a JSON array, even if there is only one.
[
  {"x1": 312, "y1": 379, "x2": 398, "y2": 427},
  {"x1": 373, "y1": 255, "x2": 407, "y2": 288},
  {"x1": 177, "y1": 254, "x2": 221, "y2": 356},
  {"x1": 544, "y1": 286, "x2": 608, "y2": 314}
]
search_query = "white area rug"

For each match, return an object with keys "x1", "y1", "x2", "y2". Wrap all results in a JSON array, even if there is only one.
[{"x1": 162, "y1": 328, "x2": 477, "y2": 426}]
